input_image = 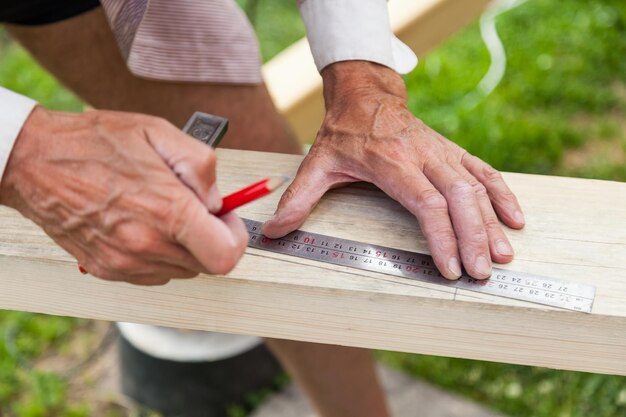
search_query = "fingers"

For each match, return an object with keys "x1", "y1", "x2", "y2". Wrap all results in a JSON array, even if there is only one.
[
  {"x1": 62, "y1": 243, "x2": 196, "y2": 286},
  {"x1": 172, "y1": 197, "x2": 249, "y2": 275},
  {"x1": 113, "y1": 223, "x2": 211, "y2": 274},
  {"x1": 461, "y1": 154, "x2": 525, "y2": 229},
  {"x1": 424, "y1": 161, "x2": 492, "y2": 279},
  {"x1": 262, "y1": 156, "x2": 333, "y2": 238},
  {"x1": 381, "y1": 173, "x2": 462, "y2": 280},
  {"x1": 451, "y1": 163, "x2": 515, "y2": 265},
  {"x1": 67, "y1": 236, "x2": 199, "y2": 284},
  {"x1": 143, "y1": 117, "x2": 222, "y2": 212}
]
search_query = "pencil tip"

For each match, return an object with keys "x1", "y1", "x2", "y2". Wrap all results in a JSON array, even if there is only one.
[{"x1": 266, "y1": 175, "x2": 291, "y2": 191}]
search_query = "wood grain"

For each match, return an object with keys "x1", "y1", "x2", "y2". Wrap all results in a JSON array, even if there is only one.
[{"x1": 1, "y1": 149, "x2": 625, "y2": 375}]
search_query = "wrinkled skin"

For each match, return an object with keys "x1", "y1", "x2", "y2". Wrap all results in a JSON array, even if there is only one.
[
  {"x1": 0, "y1": 107, "x2": 248, "y2": 285},
  {"x1": 264, "y1": 61, "x2": 525, "y2": 280}
]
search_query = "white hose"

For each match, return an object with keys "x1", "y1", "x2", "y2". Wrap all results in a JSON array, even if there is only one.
[{"x1": 461, "y1": 0, "x2": 528, "y2": 109}]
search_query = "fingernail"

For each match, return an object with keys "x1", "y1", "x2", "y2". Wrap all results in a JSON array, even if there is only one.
[
  {"x1": 78, "y1": 265, "x2": 88, "y2": 275},
  {"x1": 474, "y1": 255, "x2": 492, "y2": 278},
  {"x1": 447, "y1": 257, "x2": 462, "y2": 279},
  {"x1": 496, "y1": 240, "x2": 514, "y2": 256},
  {"x1": 514, "y1": 210, "x2": 525, "y2": 225},
  {"x1": 207, "y1": 184, "x2": 222, "y2": 213}
]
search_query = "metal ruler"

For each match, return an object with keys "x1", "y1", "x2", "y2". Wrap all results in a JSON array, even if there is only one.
[
  {"x1": 180, "y1": 112, "x2": 595, "y2": 313},
  {"x1": 243, "y1": 219, "x2": 595, "y2": 313}
]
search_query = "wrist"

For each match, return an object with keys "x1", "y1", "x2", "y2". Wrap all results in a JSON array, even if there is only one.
[
  {"x1": 321, "y1": 61, "x2": 408, "y2": 107},
  {"x1": 0, "y1": 106, "x2": 47, "y2": 208}
]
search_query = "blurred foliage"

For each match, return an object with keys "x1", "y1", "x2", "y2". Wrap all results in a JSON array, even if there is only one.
[
  {"x1": 0, "y1": 312, "x2": 82, "y2": 416},
  {"x1": 402, "y1": 0, "x2": 626, "y2": 179},
  {"x1": 378, "y1": 352, "x2": 626, "y2": 417}
]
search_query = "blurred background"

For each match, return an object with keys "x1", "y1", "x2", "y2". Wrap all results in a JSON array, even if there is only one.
[{"x1": 0, "y1": 0, "x2": 625, "y2": 416}]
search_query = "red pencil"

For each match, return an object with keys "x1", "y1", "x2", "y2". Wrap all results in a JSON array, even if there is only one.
[{"x1": 216, "y1": 175, "x2": 290, "y2": 216}]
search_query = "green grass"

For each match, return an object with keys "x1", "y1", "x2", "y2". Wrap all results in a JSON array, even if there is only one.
[
  {"x1": 1, "y1": 0, "x2": 626, "y2": 416},
  {"x1": 0, "y1": 312, "x2": 85, "y2": 416},
  {"x1": 401, "y1": 0, "x2": 626, "y2": 180},
  {"x1": 378, "y1": 352, "x2": 626, "y2": 417}
]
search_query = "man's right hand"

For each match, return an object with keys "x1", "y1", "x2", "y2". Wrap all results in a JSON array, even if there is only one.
[{"x1": 0, "y1": 107, "x2": 249, "y2": 285}]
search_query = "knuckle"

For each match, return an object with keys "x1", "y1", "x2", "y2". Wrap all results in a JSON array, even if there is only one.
[
  {"x1": 498, "y1": 188, "x2": 518, "y2": 203},
  {"x1": 119, "y1": 227, "x2": 157, "y2": 254},
  {"x1": 165, "y1": 196, "x2": 196, "y2": 240},
  {"x1": 275, "y1": 189, "x2": 309, "y2": 222},
  {"x1": 279, "y1": 183, "x2": 299, "y2": 204},
  {"x1": 417, "y1": 189, "x2": 448, "y2": 212},
  {"x1": 483, "y1": 215, "x2": 501, "y2": 230},
  {"x1": 482, "y1": 165, "x2": 503, "y2": 183},
  {"x1": 431, "y1": 231, "x2": 457, "y2": 253},
  {"x1": 491, "y1": 188, "x2": 519, "y2": 208},
  {"x1": 465, "y1": 227, "x2": 489, "y2": 247},
  {"x1": 473, "y1": 182, "x2": 488, "y2": 198},
  {"x1": 447, "y1": 180, "x2": 473, "y2": 197},
  {"x1": 126, "y1": 237, "x2": 154, "y2": 254},
  {"x1": 153, "y1": 199, "x2": 175, "y2": 226}
]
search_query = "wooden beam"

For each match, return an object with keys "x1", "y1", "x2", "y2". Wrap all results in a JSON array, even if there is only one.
[
  {"x1": 262, "y1": 0, "x2": 491, "y2": 142},
  {"x1": 1, "y1": 149, "x2": 625, "y2": 376}
]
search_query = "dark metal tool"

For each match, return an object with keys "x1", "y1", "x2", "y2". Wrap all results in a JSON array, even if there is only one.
[{"x1": 182, "y1": 111, "x2": 228, "y2": 148}]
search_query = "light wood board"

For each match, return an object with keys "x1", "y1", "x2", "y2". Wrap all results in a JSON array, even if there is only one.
[
  {"x1": 1, "y1": 149, "x2": 625, "y2": 375},
  {"x1": 263, "y1": 0, "x2": 491, "y2": 142}
]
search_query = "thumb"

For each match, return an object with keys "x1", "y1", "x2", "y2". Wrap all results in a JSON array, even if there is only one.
[
  {"x1": 144, "y1": 118, "x2": 222, "y2": 212},
  {"x1": 262, "y1": 157, "x2": 331, "y2": 238}
]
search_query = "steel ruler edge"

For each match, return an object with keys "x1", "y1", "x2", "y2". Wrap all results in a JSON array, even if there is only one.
[{"x1": 242, "y1": 219, "x2": 595, "y2": 313}]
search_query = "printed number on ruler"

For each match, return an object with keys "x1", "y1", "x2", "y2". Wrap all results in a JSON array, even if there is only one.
[{"x1": 243, "y1": 219, "x2": 595, "y2": 313}]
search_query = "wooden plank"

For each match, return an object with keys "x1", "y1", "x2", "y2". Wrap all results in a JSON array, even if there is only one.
[
  {"x1": 262, "y1": 0, "x2": 491, "y2": 142},
  {"x1": 1, "y1": 149, "x2": 625, "y2": 376}
]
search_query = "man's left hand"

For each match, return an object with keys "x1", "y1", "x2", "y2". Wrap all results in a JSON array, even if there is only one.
[{"x1": 263, "y1": 61, "x2": 525, "y2": 280}]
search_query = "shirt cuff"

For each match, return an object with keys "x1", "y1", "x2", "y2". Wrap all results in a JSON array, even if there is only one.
[
  {"x1": 298, "y1": 0, "x2": 418, "y2": 74},
  {"x1": 0, "y1": 87, "x2": 37, "y2": 184}
]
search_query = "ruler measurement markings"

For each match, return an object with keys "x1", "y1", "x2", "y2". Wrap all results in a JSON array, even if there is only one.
[
  {"x1": 246, "y1": 249, "x2": 461, "y2": 299},
  {"x1": 254, "y1": 233, "x2": 440, "y2": 271},
  {"x1": 252, "y1": 229, "x2": 592, "y2": 301},
  {"x1": 243, "y1": 219, "x2": 595, "y2": 313},
  {"x1": 249, "y1": 231, "x2": 444, "y2": 284}
]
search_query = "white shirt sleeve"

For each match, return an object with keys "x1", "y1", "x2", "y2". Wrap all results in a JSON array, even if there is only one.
[
  {"x1": 0, "y1": 87, "x2": 37, "y2": 184},
  {"x1": 297, "y1": 0, "x2": 418, "y2": 74}
]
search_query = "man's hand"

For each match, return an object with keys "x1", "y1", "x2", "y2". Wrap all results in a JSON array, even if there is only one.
[
  {"x1": 0, "y1": 107, "x2": 248, "y2": 285},
  {"x1": 263, "y1": 61, "x2": 525, "y2": 280}
]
